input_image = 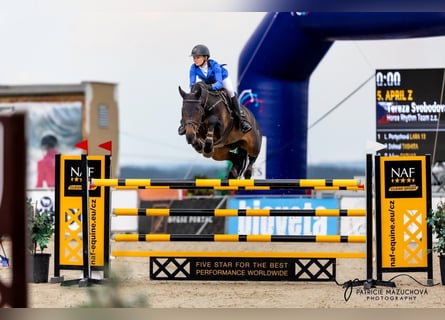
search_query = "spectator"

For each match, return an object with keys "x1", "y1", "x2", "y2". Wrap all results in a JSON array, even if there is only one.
[{"x1": 35, "y1": 134, "x2": 58, "y2": 188}]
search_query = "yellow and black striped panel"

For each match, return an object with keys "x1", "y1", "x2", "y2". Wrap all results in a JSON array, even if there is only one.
[
  {"x1": 113, "y1": 234, "x2": 366, "y2": 243},
  {"x1": 113, "y1": 208, "x2": 366, "y2": 217},
  {"x1": 91, "y1": 178, "x2": 363, "y2": 190}
]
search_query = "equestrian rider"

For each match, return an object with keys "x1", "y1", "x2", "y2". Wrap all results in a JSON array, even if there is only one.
[{"x1": 178, "y1": 44, "x2": 252, "y2": 135}]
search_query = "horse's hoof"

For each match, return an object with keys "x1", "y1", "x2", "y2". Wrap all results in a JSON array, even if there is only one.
[
  {"x1": 186, "y1": 135, "x2": 196, "y2": 145},
  {"x1": 204, "y1": 139, "x2": 213, "y2": 150},
  {"x1": 192, "y1": 141, "x2": 204, "y2": 152},
  {"x1": 203, "y1": 151, "x2": 214, "y2": 158},
  {"x1": 229, "y1": 170, "x2": 238, "y2": 179},
  {"x1": 203, "y1": 144, "x2": 213, "y2": 156}
]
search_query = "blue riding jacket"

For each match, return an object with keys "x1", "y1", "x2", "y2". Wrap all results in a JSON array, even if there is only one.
[{"x1": 189, "y1": 59, "x2": 228, "y2": 90}]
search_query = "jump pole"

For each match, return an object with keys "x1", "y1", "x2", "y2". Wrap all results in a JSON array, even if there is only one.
[
  {"x1": 113, "y1": 208, "x2": 366, "y2": 217},
  {"x1": 91, "y1": 178, "x2": 364, "y2": 190},
  {"x1": 89, "y1": 156, "x2": 373, "y2": 283},
  {"x1": 113, "y1": 234, "x2": 366, "y2": 243}
]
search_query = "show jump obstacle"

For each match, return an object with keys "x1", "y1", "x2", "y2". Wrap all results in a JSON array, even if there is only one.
[{"x1": 54, "y1": 153, "x2": 433, "y2": 287}]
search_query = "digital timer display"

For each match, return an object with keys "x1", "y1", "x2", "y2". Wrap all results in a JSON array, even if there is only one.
[
  {"x1": 376, "y1": 68, "x2": 445, "y2": 162},
  {"x1": 375, "y1": 71, "x2": 401, "y2": 87}
]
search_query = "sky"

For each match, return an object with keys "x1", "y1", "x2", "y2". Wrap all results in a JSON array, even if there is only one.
[{"x1": 2, "y1": 2, "x2": 445, "y2": 168}]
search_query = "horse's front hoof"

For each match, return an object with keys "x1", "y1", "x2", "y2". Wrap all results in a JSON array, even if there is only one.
[
  {"x1": 192, "y1": 141, "x2": 204, "y2": 153},
  {"x1": 203, "y1": 150, "x2": 214, "y2": 158},
  {"x1": 204, "y1": 139, "x2": 213, "y2": 155},
  {"x1": 186, "y1": 134, "x2": 196, "y2": 145},
  {"x1": 203, "y1": 148, "x2": 213, "y2": 157}
]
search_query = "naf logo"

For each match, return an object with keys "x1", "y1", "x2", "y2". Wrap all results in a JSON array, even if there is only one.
[
  {"x1": 63, "y1": 159, "x2": 102, "y2": 197},
  {"x1": 384, "y1": 160, "x2": 422, "y2": 198}
]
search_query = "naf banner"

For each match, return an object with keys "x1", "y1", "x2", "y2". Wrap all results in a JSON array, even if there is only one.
[
  {"x1": 375, "y1": 155, "x2": 432, "y2": 282},
  {"x1": 226, "y1": 197, "x2": 339, "y2": 235}
]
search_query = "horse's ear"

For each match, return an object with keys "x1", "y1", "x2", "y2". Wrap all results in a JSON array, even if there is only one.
[
  {"x1": 191, "y1": 83, "x2": 202, "y2": 98},
  {"x1": 178, "y1": 86, "x2": 187, "y2": 98}
]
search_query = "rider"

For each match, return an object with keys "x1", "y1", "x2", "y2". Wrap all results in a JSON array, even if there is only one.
[{"x1": 178, "y1": 44, "x2": 252, "y2": 135}]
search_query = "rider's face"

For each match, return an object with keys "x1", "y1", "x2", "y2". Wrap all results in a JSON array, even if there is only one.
[{"x1": 193, "y1": 55, "x2": 206, "y2": 66}]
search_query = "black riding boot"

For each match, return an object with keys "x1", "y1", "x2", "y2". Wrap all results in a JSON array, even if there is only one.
[
  {"x1": 231, "y1": 95, "x2": 252, "y2": 133},
  {"x1": 178, "y1": 119, "x2": 186, "y2": 135}
]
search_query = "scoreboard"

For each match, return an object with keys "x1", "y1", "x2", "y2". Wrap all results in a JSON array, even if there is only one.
[{"x1": 375, "y1": 68, "x2": 445, "y2": 162}]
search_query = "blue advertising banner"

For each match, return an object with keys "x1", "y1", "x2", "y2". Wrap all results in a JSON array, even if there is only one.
[{"x1": 227, "y1": 197, "x2": 339, "y2": 235}]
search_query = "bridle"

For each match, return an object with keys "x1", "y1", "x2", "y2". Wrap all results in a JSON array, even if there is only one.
[
  {"x1": 182, "y1": 99, "x2": 204, "y2": 131},
  {"x1": 182, "y1": 84, "x2": 223, "y2": 131}
]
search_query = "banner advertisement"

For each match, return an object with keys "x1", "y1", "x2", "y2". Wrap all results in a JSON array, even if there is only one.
[
  {"x1": 55, "y1": 155, "x2": 109, "y2": 273},
  {"x1": 227, "y1": 197, "x2": 339, "y2": 235},
  {"x1": 376, "y1": 155, "x2": 432, "y2": 273}
]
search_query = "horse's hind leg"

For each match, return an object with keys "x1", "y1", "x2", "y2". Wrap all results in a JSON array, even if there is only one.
[
  {"x1": 243, "y1": 155, "x2": 257, "y2": 179},
  {"x1": 228, "y1": 149, "x2": 247, "y2": 179}
]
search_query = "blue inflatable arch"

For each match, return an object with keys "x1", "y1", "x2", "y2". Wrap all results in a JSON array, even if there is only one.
[{"x1": 238, "y1": 12, "x2": 445, "y2": 179}]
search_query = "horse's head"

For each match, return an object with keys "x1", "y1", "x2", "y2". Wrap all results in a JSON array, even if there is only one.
[{"x1": 179, "y1": 85, "x2": 205, "y2": 145}]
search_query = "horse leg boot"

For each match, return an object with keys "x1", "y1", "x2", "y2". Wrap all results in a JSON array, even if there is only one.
[
  {"x1": 231, "y1": 95, "x2": 252, "y2": 133},
  {"x1": 178, "y1": 119, "x2": 186, "y2": 135}
]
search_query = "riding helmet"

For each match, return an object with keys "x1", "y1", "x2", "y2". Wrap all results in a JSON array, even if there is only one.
[{"x1": 190, "y1": 44, "x2": 210, "y2": 57}]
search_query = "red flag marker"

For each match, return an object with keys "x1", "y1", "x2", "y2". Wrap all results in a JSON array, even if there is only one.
[
  {"x1": 98, "y1": 140, "x2": 112, "y2": 154},
  {"x1": 74, "y1": 140, "x2": 88, "y2": 152}
]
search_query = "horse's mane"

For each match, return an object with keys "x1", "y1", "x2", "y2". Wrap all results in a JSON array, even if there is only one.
[
  {"x1": 191, "y1": 82, "x2": 229, "y2": 101},
  {"x1": 191, "y1": 82, "x2": 207, "y2": 93}
]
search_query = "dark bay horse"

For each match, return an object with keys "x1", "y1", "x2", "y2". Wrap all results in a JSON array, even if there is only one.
[{"x1": 179, "y1": 82, "x2": 262, "y2": 179}]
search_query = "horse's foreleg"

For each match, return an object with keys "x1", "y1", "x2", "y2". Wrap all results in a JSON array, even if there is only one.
[
  {"x1": 192, "y1": 138, "x2": 204, "y2": 154},
  {"x1": 203, "y1": 127, "x2": 215, "y2": 158}
]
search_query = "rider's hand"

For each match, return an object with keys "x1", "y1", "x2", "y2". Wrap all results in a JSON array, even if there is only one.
[{"x1": 206, "y1": 84, "x2": 213, "y2": 90}]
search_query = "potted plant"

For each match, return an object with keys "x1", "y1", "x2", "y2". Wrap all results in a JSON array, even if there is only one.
[
  {"x1": 27, "y1": 198, "x2": 55, "y2": 283},
  {"x1": 427, "y1": 201, "x2": 445, "y2": 284}
]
